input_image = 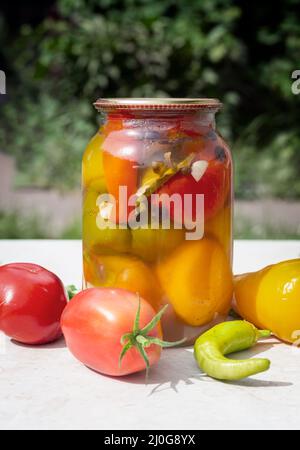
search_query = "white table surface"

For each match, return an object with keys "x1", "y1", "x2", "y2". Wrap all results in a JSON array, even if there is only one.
[{"x1": 0, "y1": 240, "x2": 300, "y2": 431}]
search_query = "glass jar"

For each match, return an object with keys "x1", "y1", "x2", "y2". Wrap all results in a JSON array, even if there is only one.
[{"x1": 82, "y1": 99, "x2": 233, "y2": 344}]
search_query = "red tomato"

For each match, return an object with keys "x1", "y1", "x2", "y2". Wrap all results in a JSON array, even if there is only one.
[
  {"x1": 0, "y1": 263, "x2": 68, "y2": 345},
  {"x1": 156, "y1": 160, "x2": 229, "y2": 223},
  {"x1": 167, "y1": 118, "x2": 203, "y2": 139},
  {"x1": 61, "y1": 288, "x2": 162, "y2": 377}
]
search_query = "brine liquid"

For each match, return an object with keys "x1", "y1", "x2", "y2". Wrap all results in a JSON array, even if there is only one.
[{"x1": 82, "y1": 115, "x2": 233, "y2": 343}]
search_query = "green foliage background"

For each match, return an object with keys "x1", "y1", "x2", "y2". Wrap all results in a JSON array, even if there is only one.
[{"x1": 0, "y1": 0, "x2": 300, "y2": 197}]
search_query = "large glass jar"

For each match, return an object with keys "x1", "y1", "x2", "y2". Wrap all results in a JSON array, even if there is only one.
[{"x1": 82, "y1": 99, "x2": 233, "y2": 344}]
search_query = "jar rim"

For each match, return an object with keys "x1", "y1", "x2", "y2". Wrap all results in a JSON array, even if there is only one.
[{"x1": 94, "y1": 98, "x2": 222, "y2": 112}]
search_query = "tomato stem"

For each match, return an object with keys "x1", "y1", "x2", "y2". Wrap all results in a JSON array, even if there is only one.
[
  {"x1": 119, "y1": 298, "x2": 186, "y2": 377},
  {"x1": 66, "y1": 285, "x2": 79, "y2": 300}
]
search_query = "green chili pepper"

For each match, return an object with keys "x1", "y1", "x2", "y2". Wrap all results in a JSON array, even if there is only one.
[{"x1": 194, "y1": 321, "x2": 271, "y2": 381}]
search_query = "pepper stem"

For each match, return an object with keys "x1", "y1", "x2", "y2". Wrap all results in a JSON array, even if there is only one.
[{"x1": 258, "y1": 330, "x2": 272, "y2": 339}]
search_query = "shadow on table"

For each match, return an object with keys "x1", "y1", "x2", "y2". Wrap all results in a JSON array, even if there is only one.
[
  {"x1": 229, "y1": 340, "x2": 281, "y2": 359},
  {"x1": 11, "y1": 337, "x2": 66, "y2": 350},
  {"x1": 225, "y1": 378, "x2": 292, "y2": 388},
  {"x1": 117, "y1": 342, "x2": 293, "y2": 394},
  {"x1": 224, "y1": 340, "x2": 293, "y2": 388},
  {"x1": 116, "y1": 347, "x2": 207, "y2": 395}
]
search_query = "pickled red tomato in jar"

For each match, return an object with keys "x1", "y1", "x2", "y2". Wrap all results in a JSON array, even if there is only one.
[{"x1": 82, "y1": 99, "x2": 233, "y2": 344}]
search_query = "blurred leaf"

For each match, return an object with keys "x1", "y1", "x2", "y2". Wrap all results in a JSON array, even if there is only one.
[{"x1": 0, "y1": 0, "x2": 299, "y2": 199}]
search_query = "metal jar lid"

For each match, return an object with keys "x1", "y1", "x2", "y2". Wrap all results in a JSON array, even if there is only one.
[{"x1": 94, "y1": 98, "x2": 222, "y2": 113}]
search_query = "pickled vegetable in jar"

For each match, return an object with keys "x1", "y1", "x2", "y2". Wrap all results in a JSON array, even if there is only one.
[{"x1": 82, "y1": 99, "x2": 233, "y2": 344}]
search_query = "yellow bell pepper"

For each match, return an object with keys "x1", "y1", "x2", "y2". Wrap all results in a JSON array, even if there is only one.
[
  {"x1": 84, "y1": 253, "x2": 163, "y2": 311},
  {"x1": 234, "y1": 259, "x2": 300, "y2": 344},
  {"x1": 205, "y1": 206, "x2": 233, "y2": 262},
  {"x1": 82, "y1": 130, "x2": 106, "y2": 192},
  {"x1": 156, "y1": 238, "x2": 233, "y2": 327}
]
